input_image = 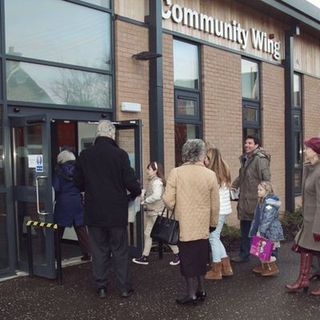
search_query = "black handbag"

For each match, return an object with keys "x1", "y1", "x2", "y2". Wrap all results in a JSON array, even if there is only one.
[{"x1": 150, "y1": 208, "x2": 179, "y2": 245}]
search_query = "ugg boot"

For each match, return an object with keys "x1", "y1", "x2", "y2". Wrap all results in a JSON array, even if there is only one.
[
  {"x1": 205, "y1": 262, "x2": 222, "y2": 280},
  {"x1": 221, "y1": 257, "x2": 233, "y2": 276},
  {"x1": 310, "y1": 286, "x2": 320, "y2": 296},
  {"x1": 261, "y1": 261, "x2": 279, "y2": 276},
  {"x1": 252, "y1": 263, "x2": 265, "y2": 274},
  {"x1": 286, "y1": 252, "x2": 312, "y2": 293}
]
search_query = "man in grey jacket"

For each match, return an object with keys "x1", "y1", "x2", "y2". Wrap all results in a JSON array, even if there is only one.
[{"x1": 231, "y1": 136, "x2": 271, "y2": 263}]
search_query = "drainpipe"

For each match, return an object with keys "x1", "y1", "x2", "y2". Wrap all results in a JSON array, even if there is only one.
[
  {"x1": 149, "y1": 0, "x2": 164, "y2": 165},
  {"x1": 284, "y1": 25, "x2": 300, "y2": 213}
]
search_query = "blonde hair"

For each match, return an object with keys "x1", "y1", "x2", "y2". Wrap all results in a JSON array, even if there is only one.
[
  {"x1": 206, "y1": 147, "x2": 231, "y2": 186},
  {"x1": 258, "y1": 181, "x2": 274, "y2": 201}
]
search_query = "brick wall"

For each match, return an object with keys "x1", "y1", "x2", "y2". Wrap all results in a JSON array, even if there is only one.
[
  {"x1": 115, "y1": 20, "x2": 150, "y2": 184},
  {"x1": 163, "y1": 33, "x2": 175, "y2": 176},
  {"x1": 261, "y1": 62, "x2": 286, "y2": 209}
]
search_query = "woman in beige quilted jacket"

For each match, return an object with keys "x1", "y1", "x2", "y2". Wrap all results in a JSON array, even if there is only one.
[{"x1": 163, "y1": 139, "x2": 220, "y2": 305}]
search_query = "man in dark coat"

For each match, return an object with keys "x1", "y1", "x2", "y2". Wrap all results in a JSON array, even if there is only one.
[
  {"x1": 74, "y1": 120, "x2": 141, "y2": 299},
  {"x1": 231, "y1": 135, "x2": 271, "y2": 263}
]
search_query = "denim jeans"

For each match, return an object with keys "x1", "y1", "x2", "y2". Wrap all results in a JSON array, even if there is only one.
[
  {"x1": 240, "y1": 220, "x2": 252, "y2": 260},
  {"x1": 209, "y1": 215, "x2": 228, "y2": 262}
]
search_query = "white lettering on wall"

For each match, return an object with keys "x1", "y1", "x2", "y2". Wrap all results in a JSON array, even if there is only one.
[{"x1": 162, "y1": 0, "x2": 281, "y2": 61}]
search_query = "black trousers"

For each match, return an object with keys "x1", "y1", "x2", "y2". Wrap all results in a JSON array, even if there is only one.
[{"x1": 88, "y1": 226, "x2": 131, "y2": 292}]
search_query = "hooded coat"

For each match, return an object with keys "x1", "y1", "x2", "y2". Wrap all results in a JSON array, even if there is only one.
[
  {"x1": 249, "y1": 194, "x2": 284, "y2": 241},
  {"x1": 53, "y1": 161, "x2": 84, "y2": 227},
  {"x1": 232, "y1": 148, "x2": 271, "y2": 221},
  {"x1": 73, "y1": 136, "x2": 141, "y2": 227},
  {"x1": 295, "y1": 160, "x2": 320, "y2": 252}
]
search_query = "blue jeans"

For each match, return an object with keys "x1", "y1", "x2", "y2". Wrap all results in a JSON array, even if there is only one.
[
  {"x1": 239, "y1": 220, "x2": 252, "y2": 260},
  {"x1": 209, "y1": 215, "x2": 227, "y2": 262}
]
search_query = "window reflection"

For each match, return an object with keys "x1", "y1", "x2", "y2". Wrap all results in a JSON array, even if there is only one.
[
  {"x1": 175, "y1": 123, "x2": 199, "y2": 166},
  {"x1": 7, "y1": 61, "x2": 112, "y2": 108},
  {"x1": 5, "y1": 0, "x2": 111, "y2": 70},
  {"x1": 173, "y1": 40, "x2": 199, "y2": 89},
  {"x1": 241, "y1": 59, "x2": 259, "y2": 100}
]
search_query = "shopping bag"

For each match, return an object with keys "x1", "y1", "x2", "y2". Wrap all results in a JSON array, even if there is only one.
[
  {"x1": 150, "y1": 208, "x2": 179, "y2": 245},
  {"x1": 250, "y1": 235, "x2": 273, "y2": 261}
]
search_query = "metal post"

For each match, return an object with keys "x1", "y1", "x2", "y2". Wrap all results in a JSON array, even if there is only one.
[
  {"x1": 26, "y1": 224, "x2": 34, "y2": 277},
  {"x1": 54, "y1": 229, "x2": 63, "y2": 285}
]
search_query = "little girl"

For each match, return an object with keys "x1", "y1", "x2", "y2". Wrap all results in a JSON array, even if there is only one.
[
  {"x1": 132, "y1": 161, "x2": 180, "y2": 266},
  {"x1": 249, "y1": 181, "x2": 284, "y2": 276}
]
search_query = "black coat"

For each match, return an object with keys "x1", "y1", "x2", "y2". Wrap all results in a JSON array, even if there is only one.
[{"x1": 74, "y1": 137, "x2": 141, "y2": 227}]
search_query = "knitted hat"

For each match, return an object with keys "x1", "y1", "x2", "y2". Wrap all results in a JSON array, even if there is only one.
[
  {"x1": 57, "y1": 150, "x2": 75, "y2": 164},
  {"x1": 304, "y1": 137, "x2": 320, "y2": 155}
]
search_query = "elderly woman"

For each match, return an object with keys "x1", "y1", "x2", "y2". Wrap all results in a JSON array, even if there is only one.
[
  {"x1": 286, "y1": 137, "x2": 320, "y2": 296},
  {"x1": 163, "y1": 139, "x2": 220, "y2": 305}
]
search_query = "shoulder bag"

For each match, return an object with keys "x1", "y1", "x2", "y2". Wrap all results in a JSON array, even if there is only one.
[{"x1": 150, "y1": 207, "x2": 179, "y2": 245}]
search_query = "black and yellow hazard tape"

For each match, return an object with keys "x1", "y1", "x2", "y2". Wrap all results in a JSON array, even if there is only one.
[{"x1": 26, "y1": 220, "x2": 58, "y2": 229}]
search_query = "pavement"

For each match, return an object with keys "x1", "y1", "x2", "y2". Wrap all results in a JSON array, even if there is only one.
[{"x1": 0, "y1": 242, "x2": 319, "y2": 320}]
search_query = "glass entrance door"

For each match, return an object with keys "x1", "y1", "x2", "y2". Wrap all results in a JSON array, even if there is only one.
[
  {"x1": 10, "y1": 116, "x2": 143, "y2": 279},
  {"x1": 11, "y1": 115, "x2": 56, "y2": 278}
]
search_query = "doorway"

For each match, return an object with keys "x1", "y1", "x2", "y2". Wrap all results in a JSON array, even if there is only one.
[{"x1": 10, "y1": 114, "x2": 143, "y2": 279}]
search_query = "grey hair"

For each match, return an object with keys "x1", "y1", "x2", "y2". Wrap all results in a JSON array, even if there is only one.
[
  {"x1": 57, "y1": 150, "x2": 75, "y2": 164},
  {"x1": 181, "y1": 139, "x2": 206, "y2": 163},
  {"x1": 95, "y1": 120, "x2": 116, "y2": 139}
]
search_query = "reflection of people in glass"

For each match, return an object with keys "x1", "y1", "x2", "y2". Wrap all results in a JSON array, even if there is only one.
[{"x1": 53, "y1": 150, "x2": 90, "y2": 261}]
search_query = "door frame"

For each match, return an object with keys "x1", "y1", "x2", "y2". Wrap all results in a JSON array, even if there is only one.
[{"x1": 7, "y1": 110, "x2": 143, "y2": 278}]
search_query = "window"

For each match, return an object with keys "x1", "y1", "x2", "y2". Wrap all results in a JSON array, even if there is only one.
[
  {"x1": 5, "y1": 0, "x2": 111, "y2": 71},
  {"x1": 293, "y1": 73, "x2": 302, "y2": 194},
  {"x1": 173, "y1": 39, "x2": 201, "y2": 166},
  {"x1": 241, "y1": 58, "x2": 260, "y2": 140},
  {"x1": 6, "y1": 61, "x2": 112, "y2": 108}
]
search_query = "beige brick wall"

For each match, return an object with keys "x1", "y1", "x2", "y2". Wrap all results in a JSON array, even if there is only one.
[
  {"x1": 303, "y1": 75, "x2": 320, "y2": 139},
  {"x1": 261, "y1": 62, "x2": 286, "y2": 209},
  {"x1": 163, "y1": 33, "x2": 175, "y2": 176},
  {"x1": 115, "y1": 20, "x2": 150, "y2": 185},
  {"x1": 202, "y1": 46, "x2": 242, "y2": 226}
]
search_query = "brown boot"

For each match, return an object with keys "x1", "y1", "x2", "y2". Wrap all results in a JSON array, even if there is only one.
[
  {"x1": 310, "y1": 286, "x2": 320, "y2": 296},
  {"x1": 252, "y1": 263, "x2": 265, "y2": 274},
  {"x1": 221, "y1": 257, "x2": 233, "y2": 276},
  {"x1": 286, "y1": 252, "x2": 312, "y2": 293},
  {"x1": 261, "y1": 261, "x2": 279, "y2": 276},
  {"x1": 205, "y1": 262, "x2": 222, "y2": 280}
]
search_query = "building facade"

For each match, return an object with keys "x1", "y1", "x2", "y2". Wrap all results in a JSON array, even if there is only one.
[{"x1": 0, "y1": 0, "x2": 319, "y2": 279}]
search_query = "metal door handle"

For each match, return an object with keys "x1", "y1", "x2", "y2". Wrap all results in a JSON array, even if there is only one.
[{"x1": 36, "y1": 175, "x2": 49, "y2": 215}]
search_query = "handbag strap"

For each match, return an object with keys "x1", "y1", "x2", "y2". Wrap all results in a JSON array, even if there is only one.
[{"x1": 161, "y1": 207, "x2": 176, "y2": 219}]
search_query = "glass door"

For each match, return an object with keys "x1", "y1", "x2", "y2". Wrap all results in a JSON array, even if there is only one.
[{"x1": 11, "y1": 114, "x2": 56, "y2": 279}]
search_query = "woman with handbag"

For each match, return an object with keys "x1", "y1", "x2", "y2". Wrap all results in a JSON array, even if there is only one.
[
  {"x1": 163, "y1": 139, "x2": 220, "y2": 305},
  {"x1": 286, "y1": 137, "x2": 320, "y2": 295},
  {"x1": 204, "y1": 147, "x2": 234, "y2": 280},
  {"x1": 249, "y1": 181, "x2": 284, "y2": 276},
  {"x1": 132, "y1": 162, "x2": 180, "y2": 266}
]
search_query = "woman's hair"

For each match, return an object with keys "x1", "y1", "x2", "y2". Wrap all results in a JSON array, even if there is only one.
[
  {"x1": 57, "y1": 150, "x2": 75, "y2": 164},
  {"x1": 258, "y1": 181, "x2": 274, "y2": 197},
  {"x1": 181, "y1": 139, "x2": 206, "y2": 163},
  {"x1": 147, "y1": 161, "x2": 166, "y2": 186},
  {"x1": 206, "y1": 147, "x2": 231, "y2": 186}
]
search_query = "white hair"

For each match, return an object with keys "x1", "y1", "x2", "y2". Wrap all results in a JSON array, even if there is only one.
[
  {"x1": 181, "y1": 139, "x2": 206, "y2": 163},
  {"x1": 96, "y1": 120, "x2": 116, "y2": 139},
  {"x1": 57, "y1": 150, "x2": 75, "y2": 164}
]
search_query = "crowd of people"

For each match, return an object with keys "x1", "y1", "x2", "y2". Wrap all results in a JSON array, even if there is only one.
[{"x1": 53, "y1": 119, "x2": 320, "y2": 303}]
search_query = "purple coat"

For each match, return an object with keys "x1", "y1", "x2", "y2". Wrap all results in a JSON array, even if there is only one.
[{"x1": 53, "y1": 161, "x2": 84, "y2": 227}]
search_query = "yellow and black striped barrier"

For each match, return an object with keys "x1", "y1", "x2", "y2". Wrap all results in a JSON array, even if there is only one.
[
  {"x1": 26, "y1": 220, "x2": 58, "y2": 229},
  {"x1": 26, "y1": 220, "x2": 62, "y2": 285}
]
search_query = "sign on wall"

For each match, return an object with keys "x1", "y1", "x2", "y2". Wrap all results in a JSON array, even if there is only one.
[{"x1": 162, "y1": 0, "x2": 281, "y2": 61}]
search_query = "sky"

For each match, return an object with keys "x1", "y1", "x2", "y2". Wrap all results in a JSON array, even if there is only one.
[{"x1": 306, "y1": 0, "x2": 320, "y2": 7}]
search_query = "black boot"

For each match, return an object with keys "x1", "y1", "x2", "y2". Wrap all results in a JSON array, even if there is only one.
[
  {"x1": 176, "y1": 277, "x2": 197, "y2": 305},
  {"x1": 196, "y1": 275, "x2": 207, "y2": 301}
]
